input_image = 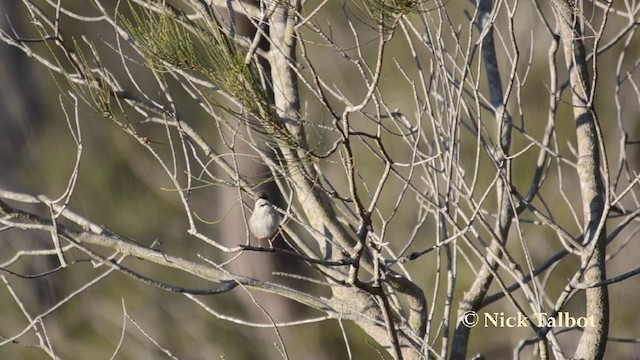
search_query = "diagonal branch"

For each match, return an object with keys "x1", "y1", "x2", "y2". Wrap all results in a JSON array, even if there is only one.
[
  {"x1": 452, "y1": 0, "x2": 515, "y2": 357},
  {"x1": 550, "y1": 1, "x2": 610, "y2": 359}
]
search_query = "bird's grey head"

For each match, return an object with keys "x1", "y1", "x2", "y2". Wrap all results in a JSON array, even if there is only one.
[{"x1": 255, "y1": 190, "x2": 270, "y2": 202}]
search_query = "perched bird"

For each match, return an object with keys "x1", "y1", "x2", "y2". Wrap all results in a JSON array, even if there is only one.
[{"x1": 248, "y1": 191, "x2": 281, "y2": 247}]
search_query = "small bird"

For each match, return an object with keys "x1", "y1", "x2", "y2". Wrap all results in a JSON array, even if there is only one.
[{"x1": 248, "y1": 191, "x2": 281, "y2": 248}]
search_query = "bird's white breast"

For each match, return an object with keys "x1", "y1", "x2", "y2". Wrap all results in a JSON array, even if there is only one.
[{"x1": 249, "y1": 199, "x2": 281, "y2": 239}]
